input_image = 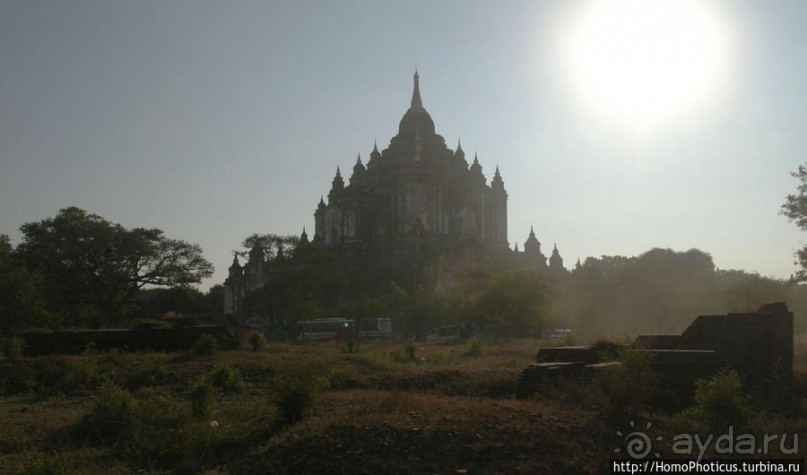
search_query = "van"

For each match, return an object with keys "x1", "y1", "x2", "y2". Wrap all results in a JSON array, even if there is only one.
[{"x1": 426, "y1": 323, "x2": 473, "y2": 343}]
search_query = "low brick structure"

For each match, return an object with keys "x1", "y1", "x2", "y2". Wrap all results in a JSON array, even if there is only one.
[
  {"x1": 20, "y1": 325, "x2": 238, "y2": 356},
  {"x1": 517, "y1": 303, "x2": 793, "y2": 400}
]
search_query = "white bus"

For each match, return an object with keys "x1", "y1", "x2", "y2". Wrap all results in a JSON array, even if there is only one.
[{"x1": 297, "y1": 317, "x2": 392, "y2": 342}]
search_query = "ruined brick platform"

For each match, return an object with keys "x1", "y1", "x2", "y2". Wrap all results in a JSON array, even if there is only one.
[{"x1": 516, "y1": 302, "x2": 793, "y2": 400}]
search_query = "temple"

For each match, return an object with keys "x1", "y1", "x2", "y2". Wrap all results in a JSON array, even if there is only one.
[
  {"x1": 224, "y1": 72, "x2": 565, "y2": 317},
  {"x1": 314, "y1": 71, "x2": 508, "y2": 254}
]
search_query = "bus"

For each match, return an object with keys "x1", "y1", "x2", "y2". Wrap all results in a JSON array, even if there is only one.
[
  {"x1": 296, "y1": 317, "x2": 392, "y2": 342},
  {"x1": 426, "y1": 322, "x2": 474, "y2": 343}
]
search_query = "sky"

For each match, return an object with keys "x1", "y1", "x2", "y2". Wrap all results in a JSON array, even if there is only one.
[{"x1": 2, "y1": 0, "x2": 807, "y2": 290}]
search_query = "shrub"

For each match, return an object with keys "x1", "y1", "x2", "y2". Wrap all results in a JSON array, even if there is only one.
[
  {"x1": 20, "y1": 448, "x2": 79, "y2": 475},
  {"x1": 275, "y1": 377, "x2": 317, "y2": 427},
  {"x1": 125, "y1": 388, "x2": 190, "y2": 467},
  {"x1": 2, "y1": 361, "x2": 37, "y2": 394},
  {"x1": 128, "y1": 363, "x2": 168, "y2": 390},
  {"x1": 82, "y1": 381, "x2": 136, "y2": 439},
  {"x1": 341, "y1": 340, "x2": 358, "y2": 354},
  {"x1": 466, "y1": 338, "x2": 485, "y2": 357},
  {"x1": 190, "y1": 380, "x2": 216, "y2": 418},
  {"x1": 760, "y1": 360, "x2": 796, "y2": 414},
  {"x1": 683, "y1": 368, "x2": 752, "y2": 428},
  {"x1": 605, "y1": 347, "x2": 658, "y2": 415},
  {"x1": 192, "y1": 334, "x2": 220, "y2": 357},
  {"x1": 247, "y1": 331, "x2": 269, "y2": 352},
  {"x1": 390, "y1": 342, "x2": 418, "y2": 363},
  {"x1": 5, "y1": 336, "x2": 26, "y2": 362},
  {"x1": 64, "y1": 358, "x2": 101, "y2": 391},
  {"x1": 209, "y1": 364, "x2": 245, "y2": 394}
]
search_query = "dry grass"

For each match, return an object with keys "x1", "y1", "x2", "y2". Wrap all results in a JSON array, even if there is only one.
[{"x1": 0, "y1": 338, "x2": 804, "y2": 474}]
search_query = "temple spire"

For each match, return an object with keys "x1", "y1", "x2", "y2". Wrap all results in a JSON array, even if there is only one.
[{"x1": 411, "y1": 69, "x2": 422, "y2": 109}]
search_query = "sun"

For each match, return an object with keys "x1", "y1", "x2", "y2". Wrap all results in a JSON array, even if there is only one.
[{"x1": 562, "y1": 0, "x2": 730, "y2": 127}]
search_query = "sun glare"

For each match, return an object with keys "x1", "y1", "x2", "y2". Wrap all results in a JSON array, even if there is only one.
[{"x1": 563, "y1": 0, "x2": 730, "y2": 127}]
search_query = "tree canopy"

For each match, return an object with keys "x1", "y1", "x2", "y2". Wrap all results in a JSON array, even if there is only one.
[
  {"x1": 16, "y1": 207, "x2": 214, "y2": 325},
  {"x1": 0, "y1": 234, "x2": 53, "y2": 330},
  {"x1": 782, "y1": 164, "x2": 807, "y2": 281}
]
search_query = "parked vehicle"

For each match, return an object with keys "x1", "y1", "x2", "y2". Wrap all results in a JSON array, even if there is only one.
[
  {"x1": 426, "y1": 322, "x2": 474, "y2": 343},
  {"x1": 296, "y1": 317, "x2": 392, "y2": 342}
]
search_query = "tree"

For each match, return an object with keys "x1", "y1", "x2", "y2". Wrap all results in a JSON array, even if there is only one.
[
  {"x1": 0, "y1": 235, "x2": 53, "y2": 330},
  {"x1": 782, "y1": 164, "x2": 807, "y2": 282},
  {"x1": 240, "y1": 233, "x2": 299, "y2": 261},
  {"x1": 472, "y1": 269, "x2": 551, "y2": 337},
  {"x1": 242, "y1": 240, "x2": 347, "y2": 322},
  {"x1": 16, "y1": 207, "x2": 214, "y2": 325}
]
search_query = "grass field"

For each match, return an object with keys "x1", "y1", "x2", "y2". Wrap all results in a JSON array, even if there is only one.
[{"x1": 1, "y1": 338, "x2": 805, "y2": 474}]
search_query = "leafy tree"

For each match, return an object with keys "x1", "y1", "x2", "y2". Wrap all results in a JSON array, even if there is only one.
[
  {"x1": 240, "y1": 233, "x2": 299, "y2": 261},
  {"x1": 137, "y1": 286, "x2": 217, "y2": 315},
  {"x1": 16, "y1": 207, "x2": 213, "y2": 326},
  {"x1": 243, "y1": 240, "x2": 347, "y2": 322},
  {"x1": 0, "y1": 235, "x2": 53, "y2": 330},
  {"x1": 782, "y1": 164, "x2": 807, "y2": 281},
  {"x1": 718, "y1": 270, "x2": 789, "y2": 312},
  {"x1": 559, "y1": 249, "x2": 722, "y2": 337},
  {"x1": 473, "y1": 269, "x2": 551, "y2": 337}
]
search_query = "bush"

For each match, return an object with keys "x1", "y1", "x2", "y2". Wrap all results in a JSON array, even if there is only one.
[
  {"x1": 606, "y1": 348, "x2": 658, "y2": 415},
  {"x1": 209, "y1": 364, "x2": 245, "y2": 394},
  {"x1": 82, "y1": 381, "x2": 136, "y2": 439},
  {"x1": 20, "y1": 449, "x2": 79, "y2": 475},
  {"x1": 192, "y1": 334, "x2": 220, "y2": 357},
  {"x1": 683, "y1": 368, "x2": 752, "y2": 428},
  {"x1": 466, "y1": 338, "x2": 485, "y2": 357},
  {"x1": 125, "y1": 388, "x2": 190, "y2": 467},
  {"x1": 390, "y1": 342, "x2": 418, "y2": 363},
  {"x1": 5, "y1": 336, "x2": 26, "y2": 361},
  {"x1": 341, "y1": 340, "x2": 358, "y2": 354},
  {"x1": 190, "y1": 381, "x2": 216, "y2": 418},
  {"x1": 247, "y1": 331, "x2": 269, "y2": 352},
  {"x1": 275, "y1": 377, "x2": 317, "y2": 427},
  {"x1": 64, "y1": 358, "x2": 101, "y2": 391},
  {"x1": 2, "y1": 361, "x2": 37, "y2": 394},
  {"x1": 128, "y1": 363, "x2": 168, "y2": 390}
]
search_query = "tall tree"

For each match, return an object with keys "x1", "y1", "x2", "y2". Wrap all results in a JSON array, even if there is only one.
[
  {"x1": 0, "y1": 235, "x2": 52, "y2": 330},
  {"x1": 17, "y1": 207, "x2": 214, "y2": 325},
  {"x1": 473, "y1": 269, "x2": 551, "y2": 337},
  {"x1": 782, "y1": 164, "x2": 807, "y2": 281}
]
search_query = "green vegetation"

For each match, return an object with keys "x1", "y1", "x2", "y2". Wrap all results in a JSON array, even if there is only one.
[
  {"x1": 192, "y1": 334, "x2": 220, "y2": 356},
  {"x1": 682, "y1": 368, "x2": 753, "y2": 428},
  {"x1": 247, "y1": 330, "x2": 270, "y2": 351},
  {"x1": 605, "y1": 347, "x2": 659, "y2": 415},
  {"x1": 782, "y1": 163, "x2": 807, "y2": 283}
]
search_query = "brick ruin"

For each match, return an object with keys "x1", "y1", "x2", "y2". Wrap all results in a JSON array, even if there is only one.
[
  {"x1": 517, "y1": 302, "x2": 793, "y2": 401},
  {"x1": 20, "y1": 325, "x2": 238, "y2": 356}
]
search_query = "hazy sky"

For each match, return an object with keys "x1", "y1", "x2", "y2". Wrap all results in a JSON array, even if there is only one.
[{"x1": 2, "y1": 0, "x2": 807, "y2": 290}]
